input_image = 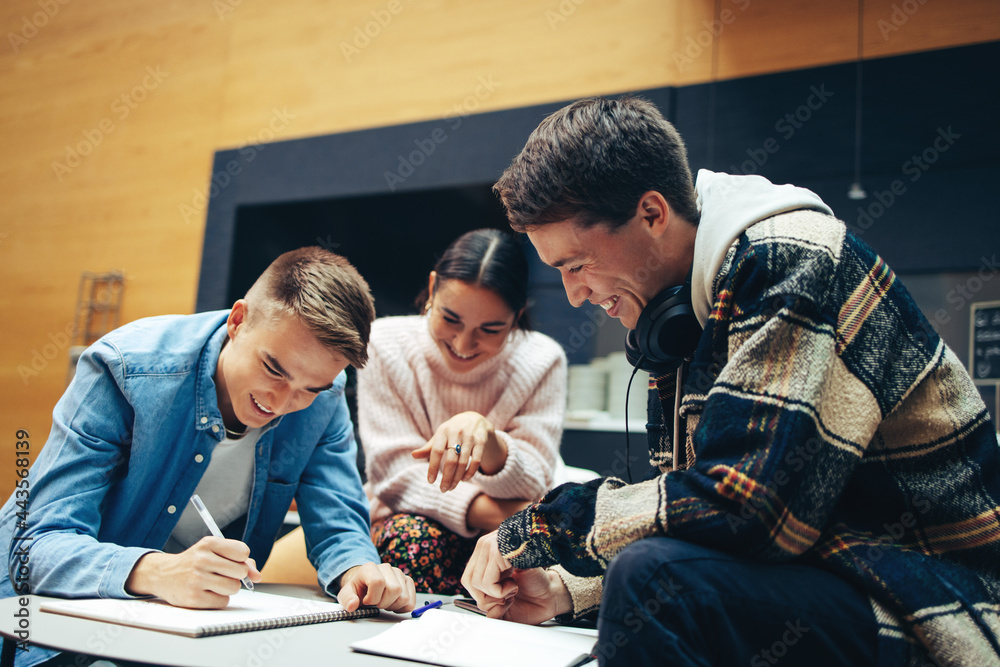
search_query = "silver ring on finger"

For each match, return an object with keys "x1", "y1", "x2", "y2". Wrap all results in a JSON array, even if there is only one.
[{"x1": 454, "y1": 443, "x2": 462, "y2": 455}]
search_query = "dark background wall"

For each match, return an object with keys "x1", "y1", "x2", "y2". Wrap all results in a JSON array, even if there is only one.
[
  {"x1": 199, "y1": 41, "x2": 999, "y2": 359},
  {"x1": 679, "y1": 43, "x2": 997, "y2": 275}
]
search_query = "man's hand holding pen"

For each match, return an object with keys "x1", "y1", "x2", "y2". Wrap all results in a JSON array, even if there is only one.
[{"x1": 124, "y1": 536, "x2": 263, "y2": 609}]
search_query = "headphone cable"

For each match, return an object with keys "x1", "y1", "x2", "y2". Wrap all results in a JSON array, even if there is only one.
[{"x1": 623, "y1": 357, "x2": 647, "y2": 484}]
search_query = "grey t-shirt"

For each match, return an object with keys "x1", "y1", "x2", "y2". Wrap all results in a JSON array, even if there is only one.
[{"x1": 162, "y1": 428, "x2": 259, "y2": 554}]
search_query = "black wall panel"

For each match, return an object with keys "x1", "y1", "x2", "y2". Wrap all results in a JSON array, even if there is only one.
[{"x1": 197, "y1": 42, "x2": 998, "y2": 364}]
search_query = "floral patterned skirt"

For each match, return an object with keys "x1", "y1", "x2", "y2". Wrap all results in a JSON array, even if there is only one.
[{"x1": 370, "y1": 513, "x2": 477, "y2": 595}]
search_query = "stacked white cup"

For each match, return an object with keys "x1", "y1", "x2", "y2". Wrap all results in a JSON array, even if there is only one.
[
  {"x1": 605, "y1": 351, "x2": 649, "y2": 420},
  {"x1": 567, "y1": 363, "x2": 608, "y2": 417}
]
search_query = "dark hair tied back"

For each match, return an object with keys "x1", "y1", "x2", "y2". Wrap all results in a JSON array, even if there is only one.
[{"x1": 416, "y1": 228, "x2": 531, "y2": 330}]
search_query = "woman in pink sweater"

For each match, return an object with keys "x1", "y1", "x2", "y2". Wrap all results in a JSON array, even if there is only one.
[{"x1": 359, "y1": 228, "x2": 567, "y2": 594}]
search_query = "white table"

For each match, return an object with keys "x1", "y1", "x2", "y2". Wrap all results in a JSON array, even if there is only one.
[{"x1": 0, "y1": 584, "x2": 453, "y2": 667}]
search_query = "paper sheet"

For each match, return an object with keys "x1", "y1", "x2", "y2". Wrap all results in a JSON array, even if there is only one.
[{"x1": 351, "y1": 609, "x2": 596, "y2": 667}]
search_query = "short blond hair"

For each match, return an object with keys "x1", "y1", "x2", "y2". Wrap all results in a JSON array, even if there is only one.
[{"x1": 244, "y1": 247, "x2": 375, "y2": 368}]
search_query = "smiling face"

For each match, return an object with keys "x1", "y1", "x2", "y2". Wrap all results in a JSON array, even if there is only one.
[
  {"x1": 426, "y1": 276, "x2": 518, "y2": 373},
  {"x1": 215, "y1": 300, "x2": 349, "y2": 431},
  {"x1": 526, "y1": 192, "x2": 695, "y2": 330}
]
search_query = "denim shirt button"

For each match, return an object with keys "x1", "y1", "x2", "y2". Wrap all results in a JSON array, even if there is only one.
[
  {"x1": 212, "y1": 425, "x2": 220, "y2": 433},
  {"x1": 167, "y1": 505, "x2": 177, "y2": 514},
  {"x1": 200, "y1": 416, "x2": 208, "y2": 424},
  {"x1": 195, "y1": 454, "x2": 204, "y2": 463}
]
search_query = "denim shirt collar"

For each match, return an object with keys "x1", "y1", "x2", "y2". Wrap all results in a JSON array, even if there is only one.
[{"x1": 193, "y1": 321, "x2": 284, "y2": 439}]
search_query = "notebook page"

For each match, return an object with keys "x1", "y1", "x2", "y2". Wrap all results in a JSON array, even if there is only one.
[{"x1": 350, "y1": 609, "x2": 596, "y2": 667}]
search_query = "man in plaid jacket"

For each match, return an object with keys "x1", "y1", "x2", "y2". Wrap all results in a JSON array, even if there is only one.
[{"x1": 462, "y1": 96, "x2": 1000, "y2": 666}]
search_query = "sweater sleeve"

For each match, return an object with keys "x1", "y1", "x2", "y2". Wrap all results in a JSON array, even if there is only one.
[
  {"x1": 358, "y1": 336, "x2": 482, "y2": 537},
  {"x1": 550, "y1": 565, "x2": 602, "y2": 621},
  {"x1": 498, "y1": 220, "x2": 907, "y2": 577},
  {"x1": 473, "y1": 340, "x2": 567, "y2": 501}
]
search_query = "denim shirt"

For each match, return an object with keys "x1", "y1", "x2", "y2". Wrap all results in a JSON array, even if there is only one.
[{"x1": 0, "y1": 310, "x2": 377, "y2": 611}]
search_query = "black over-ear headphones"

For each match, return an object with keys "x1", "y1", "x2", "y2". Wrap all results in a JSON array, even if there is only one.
[{"x1": 624, "y1": 273, "x2": 703, "y2": 375}]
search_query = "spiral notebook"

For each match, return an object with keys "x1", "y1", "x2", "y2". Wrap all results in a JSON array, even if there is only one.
[{"x1": 39, "y1": 590, "x2": 378, "y2": 637}]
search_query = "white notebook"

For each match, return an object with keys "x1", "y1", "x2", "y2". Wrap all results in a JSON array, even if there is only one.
[
  {"x1": 39, "y1": 590, "x2": 378, "y2": 637},
  {"x1": 350, "y1": 609, "x2": 597, "y2": 667}
]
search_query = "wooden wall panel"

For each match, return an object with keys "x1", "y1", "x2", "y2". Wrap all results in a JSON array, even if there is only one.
[
  {"x1": 215, "y1": 0, "x2": 683, "y2": 143},
  {"x1": 0, "y1": 0, "x2": 997, "y2": 488},
  {"x1": 713, "y1": 0, "x2": 1000, "y2": 81},
  {"x1": 716, "y1": 0, "x2": 859, "y2": 80},
  {"x1": 863, "y1": 0, "x2": 1000, "y2": 59}
]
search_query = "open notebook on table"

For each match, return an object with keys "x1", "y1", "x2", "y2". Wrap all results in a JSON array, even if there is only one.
[
  {"x1": 350, "y1": 609, "x2": 597, "y2": 667},
  {"x1": 39, "y1": 589, "x2": 378, "y2": 638}
]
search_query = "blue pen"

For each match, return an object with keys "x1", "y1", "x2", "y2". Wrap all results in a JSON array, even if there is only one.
[
  {"x1": 190, "y1": 494, "x2": 254, "y2": 592},
  {"x1": 411, "y1": 599, "x2": 444, "y2": 617}
]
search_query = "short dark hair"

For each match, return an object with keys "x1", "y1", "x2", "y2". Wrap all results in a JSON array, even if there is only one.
[
  {"x1": 245, "y1": 247, "x2": 376, "y2": 368},
  {"x1": 416, "y1": 228, "x2": 531, "y2": 329},
  {"x1": 494, "y1": 96, "x2": 700, "y2": 232}
]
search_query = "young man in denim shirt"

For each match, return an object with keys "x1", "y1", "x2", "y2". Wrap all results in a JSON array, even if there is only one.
[{"x1": 1, "y1": 247, "x2": 415, "y2": 666}]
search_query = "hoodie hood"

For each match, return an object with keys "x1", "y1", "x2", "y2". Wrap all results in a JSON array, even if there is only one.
[{"x1": 690, "y1": 169, "x2": 834, "y2": 326}]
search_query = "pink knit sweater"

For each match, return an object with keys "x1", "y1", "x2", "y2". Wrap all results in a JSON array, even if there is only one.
[{"x1": 358, "y1": 315, "x2": 568, "y2": 538}]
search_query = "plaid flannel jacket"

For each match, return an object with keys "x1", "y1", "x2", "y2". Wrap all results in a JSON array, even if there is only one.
[{"x1": 499, "y1": 210, "x2": 1000, "y2": 666}]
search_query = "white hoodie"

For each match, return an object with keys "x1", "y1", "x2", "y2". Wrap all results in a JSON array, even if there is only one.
[{"x1": 690, "y1": 170, "x2": 835, "y2": 327}]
